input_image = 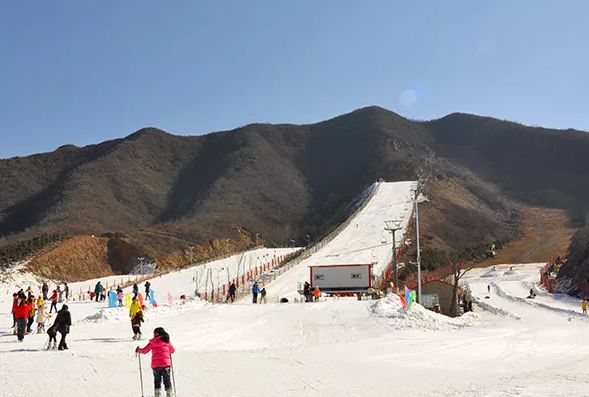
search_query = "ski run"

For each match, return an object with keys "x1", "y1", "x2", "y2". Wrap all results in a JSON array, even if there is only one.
[{"x1": 1, "y1": 182, "x2": 588, "y2": 397}]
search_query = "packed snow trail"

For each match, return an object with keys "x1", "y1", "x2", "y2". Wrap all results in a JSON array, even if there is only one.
[
  {"x1": 265, "y1": 181, "x2": 417, "y2": 301},
  {"x1": 2, "y1": 263, "x2": 589, "y2": 396}
]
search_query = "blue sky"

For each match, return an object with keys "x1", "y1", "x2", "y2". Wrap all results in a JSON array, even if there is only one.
[{"x1": 1, "y1": 1, "x2": 588, "y2": 158}]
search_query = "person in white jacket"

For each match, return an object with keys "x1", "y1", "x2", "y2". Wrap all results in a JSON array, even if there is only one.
[{"x1": 36, "y1": 304, "x2": 51, "y2": 333}]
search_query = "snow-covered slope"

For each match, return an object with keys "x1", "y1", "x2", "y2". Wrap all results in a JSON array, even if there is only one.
[
  {"x1": 3, "y1": 261, "x2": 589, "y2": 396},
  {"x1": 265, "y1": 181, "x2": 417, "y2": 300}
]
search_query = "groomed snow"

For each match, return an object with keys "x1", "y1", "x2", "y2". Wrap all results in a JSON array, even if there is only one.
[
  {"x1": 265, "y1": 181, "x2": 417, "y2": 300},
  {"x1": 2, "y1": 262, "x2": 588, "y2": 396}
]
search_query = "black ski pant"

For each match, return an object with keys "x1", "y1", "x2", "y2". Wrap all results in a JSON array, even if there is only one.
[
  {"x1": 153, "y1": 366, "x2": 172, "y2": 391},
  {"x1": 252, "y1": 293, "x2": 258, "y2": 304},
  {"x1": 50, "y1": 302, "x2": 58, "y2": 313},
  {"x1": 16, "y1": 318, "x2": 27, "y2": 341},
  {"x1": 12, "y1": 313, "x2": 15, "y2": 328},
  {"x1": 132, "y1": 325, "x2": 141, "y2": 336},
  {"x1": 58, "y1": 332, "x2": 68, "y2": 350},
  {"x1": 26, "y1": 316, "x2": 34, "y2": 333}
]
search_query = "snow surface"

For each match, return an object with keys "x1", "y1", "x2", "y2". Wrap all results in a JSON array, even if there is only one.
[
  {"x1": 2, "y1": 181, "x2": 589, "y2": 396},
  {"x1": 265, "y1": 181, "x2": 417, "y2": 300},
  {"x1": 2, "y1": 263, "x2": 589, "y2": 396}
]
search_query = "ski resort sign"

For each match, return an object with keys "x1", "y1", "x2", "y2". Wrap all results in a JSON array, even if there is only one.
[{"x1": 309, "y1": 264, "x2": 373, "y2": 295}]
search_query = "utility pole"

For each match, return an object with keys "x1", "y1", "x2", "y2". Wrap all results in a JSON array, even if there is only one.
[
  {"x1": 384, "y1": 220, "x2": 402, "y2": 291},
  {"x1": 414, "y1": 179, "x2": 425, "y2": 304}
]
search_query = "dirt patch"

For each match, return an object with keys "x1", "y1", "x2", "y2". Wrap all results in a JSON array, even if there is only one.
[
  {"x1": 27, "y1": 236, "x2": 113, "y2": 281},
  {"x1": 477, "y1": 207, "x2": 574, "y2": 266}
]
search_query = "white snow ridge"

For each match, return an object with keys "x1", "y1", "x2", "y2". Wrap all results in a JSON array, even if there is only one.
[{"x1": 370, "y1": 294, "x2": 478, "y2": 330}]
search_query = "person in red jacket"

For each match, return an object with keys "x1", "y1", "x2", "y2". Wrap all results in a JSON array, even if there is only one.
[
  {"x1": 49, "y1": 290, "x2": 58, "y2": 313},
  {"x1": 13, "y1": 297, "x2": 32, "y2": 342},
  {"x1": 136, "y1": 327, "x2": 176, "y2": 397}
]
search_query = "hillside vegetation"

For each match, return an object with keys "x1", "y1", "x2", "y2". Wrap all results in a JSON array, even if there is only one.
[{"x1": 1, "y1": 106, "x2": 588, "y2": 281}]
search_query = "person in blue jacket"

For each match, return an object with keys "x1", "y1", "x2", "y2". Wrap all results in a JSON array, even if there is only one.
[{"x1": 252, "y1": 282, "x2": 260, "y2": 304}]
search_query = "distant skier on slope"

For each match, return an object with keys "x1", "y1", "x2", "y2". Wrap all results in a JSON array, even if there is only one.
[
  {"x1": 130, "y1": 297, "x2": 142, "y2": 319},
  {"x1": 303, "y1": 282, "x2": 311, "y2": 302},
  {"x1": 13, "y1": 296, "x2": 30, "y2": 342},
  {"x1": 313, "y1": 286, "x2": 321, "y2": 302},
  {"x1": 54, "y1": 304, "x2": 71, "y2": 350},
  {"x1": 228, "y1": 282, "x2": 237, "y2": 303},
  {"x1": 259, "y1": 287, "x2": 267, "y2": 304},
  {"x1": 26, "y1": 296, "x2": 36, "y2": 333},
  {"x1": 46, "y1": 323, "x2": 58, "y2": 350},
  {"x1": 94, "y1": 282, "x2": 102, "y2": 302},
  {"x1": 133, "y1": 283, "x2": 139, "y2": 299},
  {"x1": 36, "y1": 301, "x2": 50, "y2": 333},
  {"x1": 131, "y1": 308, "x2": 144, "y2": 340},
  {"x1": 136, "y1": 327, "x2": 176, "y2": 397},
  {"x1": 117, "y1": 286, "x2": 124, "y2": 306},
  {"x1": 252, "y1": 282, "x2": 260, "y2": 304},
  {"x1": 49, "y1": 290, "x2": 59, "y2": 313},
  {"x1": 581, "y1": 299, "x2": 587, "y2": 314},
  {"x1": 145, "y1": 281, "x2": 151, "y2": 300}
]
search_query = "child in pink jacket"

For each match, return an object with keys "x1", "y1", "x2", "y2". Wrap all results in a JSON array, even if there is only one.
[{"x1": 136, "y1": 327, "x2": 176, "y2": 397}]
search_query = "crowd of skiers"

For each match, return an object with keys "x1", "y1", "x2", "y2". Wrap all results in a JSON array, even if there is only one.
[{"x1": 10, "y1": 285, "x2": 71, "y2": 350}]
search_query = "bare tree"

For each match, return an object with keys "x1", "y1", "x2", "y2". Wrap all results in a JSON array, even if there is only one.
[{"x1": 449, "y1": 261, "x2": 474, "y2": 317}]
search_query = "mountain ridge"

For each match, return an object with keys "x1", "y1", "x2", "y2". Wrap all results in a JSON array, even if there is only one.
[{"x1": 1, "y1": 106, "x2": 587, "y2": 281}]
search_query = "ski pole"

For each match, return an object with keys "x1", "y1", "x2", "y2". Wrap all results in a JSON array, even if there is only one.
[
  {"x1": 170, "y1": 354, "x2": 177, "y2": 395},
  {"x1": 137, "y1": 352, "x2": 145, "y2": 397}
]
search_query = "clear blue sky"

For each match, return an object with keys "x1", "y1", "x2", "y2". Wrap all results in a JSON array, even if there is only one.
[{"x1": 1, "y1": 1, "x2": 588, "y2": 158}]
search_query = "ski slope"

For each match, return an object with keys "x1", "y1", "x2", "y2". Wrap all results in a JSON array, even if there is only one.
[
  {"x1": 2, "y1": 263, "x2": 589, "y2": 396},
  {"x1": 3, "y1": 263, "x2": 589, "y2": 396},
  {"x1": 265, "y1": 181, "x2": 417, "y2": 300}
]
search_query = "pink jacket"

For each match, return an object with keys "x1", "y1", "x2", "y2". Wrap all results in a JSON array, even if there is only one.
[{"x1": 137, "y1": 336, "x2": 175, "y2": 368}]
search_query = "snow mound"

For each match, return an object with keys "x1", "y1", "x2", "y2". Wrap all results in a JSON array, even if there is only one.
[
  {"x1": 503, "y1": 270, "x2": 517, "y2": 276},
  {"x1": 80, "y1": 300, "x2": 208, "y2": 324},
  {"x1": 369, "y1": 294, "x2": 478, "y2": 330},
  {"x1": 480, "y1": 268, "x2": 500, "y2": 278}
]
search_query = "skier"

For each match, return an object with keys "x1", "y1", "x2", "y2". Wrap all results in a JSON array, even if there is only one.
[
  {"x1": 313, "y1": 286, "x2": 321, "y2": 302},
  {"x1": 303, "y1": 282, "x2": 311, "y2": 302},
  {"x1": 13, "y1": 296, "x2": 30, "y2": 342},
  {"x1": 94, "y1": 281, "x2": 102, "y2": 302},
  {"x1": 41, "y1": 282, "x2": 49, "y2": 300},
  {"x1": 49, "y1": 290, "x2": 59, "y2": 313},
  {"x1": 133, "y1": 283, "x2": 139, "y2": 299},
  {"x1": 64, "y1": 283, "x2": 69, "y2": 302},
  {"x1": 117, "y1": 286, "x2": 124, "y2": 306},
  {"x1": 145, "y1": 281, "x2": 151, "y2": 300},
  {"x1": 11, "y1": 292, "x2": 18, "y2": 330},
  {"x1": 26, "y1": 296, "x2": 36, "y2": 333},
  {"x1": 130, "y1": 297, "x2": 142, "y2": 320},
  {"x1": 56, "y1": 285, "x2": 62, "y2": 302},
  {"x1": 228, "y1": 282, "x2": 237, "y2": 303},
  {"x1": 131, "y1": 308, "x2": 144, "y2": 340},
  {"x1": 259, "y1": 287, "x2": 267, "y2": 304},
  {"x1": 136, "y1": 327, "x2": 176, "y2": 397},
  {"x1": 581, "y1": 299, "x2": 587, "y2": 314},
  {"x1": 36, "y1": 295, "x2": 44, "y2": 310},
  {"x1": 487, "y1": 285, "x2": 491, "y2": 294},
  {"x1": 54, "y1": 304, "x2": 72, "y2": 350},
  {"x1": 252, "y1": 282, "x2": 260, "y2": 304},
  {"x1": 46, "y1": 323, "x2": 58, "y2": 350},
  {"x1": 36, "y1": 302, "x2": 51, "y2": 333}
]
